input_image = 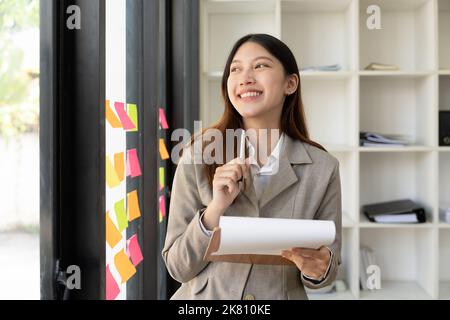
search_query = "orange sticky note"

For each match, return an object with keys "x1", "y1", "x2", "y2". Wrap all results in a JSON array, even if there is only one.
[
  {"x1": 114, "y1": 249, "x2": 136, "y2": 283},
  {"x1": 106, "y1": 156, "x2": 120, "y2": 188},
  {"x1": 106, "y1": 100, "x2": 122, "y2": 128},
  {"x1": 106, "y1": 211, "x2": 122, "y2": 248},
  {"x1": 127, "y1": 234, "x2": 143, "y2": 266},
  {"x1": 106, "y1": 265, "x2": 120, "y2": 300},
  {"x1": 159, "y1": 108, "x2": 169, "y2": 129},
  {"x1": 127, "y1": 190, "x2": 141, "y2": 221},
  {"x1": 114, "y1": 152, "x2": 124, "y2": 182},
  {"x1": 127, "y1": 149, "x2": 142, "y2": 178},
  {"x1": 114, "y1": 102, "x2": 136, "y2": 130},
  {"x1": 159, "y1": 139, "x2": 169, "y2": 160}
]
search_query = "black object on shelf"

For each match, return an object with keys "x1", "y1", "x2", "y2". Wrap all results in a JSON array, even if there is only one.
[
  {"x1": 439, "y1": 111, "x2": 450, "y2": 146},
  {"x1": 362, "y1": 199, "x2": 426, "y2": 223}
]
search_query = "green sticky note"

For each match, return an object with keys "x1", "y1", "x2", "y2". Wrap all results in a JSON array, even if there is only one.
[
  {"x1": 127, "y1": 104, "x2": 138, "y2": 132},
  {"x1": 159, "y1": 167, "x2": 165, "y2": 190},
  {"x1": 114, "y1": 199, "x2": 128, "y2": 231}
]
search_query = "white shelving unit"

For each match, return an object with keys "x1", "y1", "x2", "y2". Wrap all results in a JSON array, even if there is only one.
[{"x1": 200, "y1": 0, "x2": 450, "y2": 299}]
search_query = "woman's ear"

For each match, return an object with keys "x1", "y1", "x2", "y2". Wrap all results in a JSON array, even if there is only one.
[{"x1": 285, "y1": 74, "x2": 299, "y2": 95}]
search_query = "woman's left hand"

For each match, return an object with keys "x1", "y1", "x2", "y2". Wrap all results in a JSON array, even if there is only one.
[{"x1": 281, "y1": 246, "x2": 331, "y2": 280}]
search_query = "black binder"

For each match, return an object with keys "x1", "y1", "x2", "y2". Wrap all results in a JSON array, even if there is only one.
[{"x1": 362, "y1": 199, "x2": 426, "y2": 223}]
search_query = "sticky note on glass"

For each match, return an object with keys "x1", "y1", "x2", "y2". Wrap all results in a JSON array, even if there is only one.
[
  {"x1": 114, "y1": 199, "x2": 128, "y2": 232},
  {"x1": 106, "y1": 211, "x2": 122, "y2": 248},
  {"x1": 159, "y1": 195, "x2": 166, "y2": 223},
  {"x1": 114, "y1": 250, "x2": 136, "y2": 283},
  {"x1": 127, "y1": 234, "x2": 143, "y2": 267},
  {"x1": 114, "y1": 152, "x2": 124, "y2": 182},
  {"x1": 106, "y1": 100, "x2": 122, "y2": 128},
  {"x1": 159, "y1": 167, "x2": 165, "y2": 190},
  {"x1": 159, "y1": 139, "x2": 170, "y2": 160},
  {"x1": 127, "y1": 149, "x2": 142, "y2": 178},
  {"x1": 127, "y1": 104, "x2": 138, "y2": 132},
  {"x1": 106, "y1": 265, "x2": 120, "y2": 300},
  {"x1": 127, "y1": 190, "x2": 141, "y2": 221},
  {"x1": 106, "y1": 156, "x2": 120, "y2": 188},
  {"x1": 114, "y1": 102, "x2": 136, "y2": 130},
  {"x1": 159, "y1": 108, "x2": 169, "y2": 129}
]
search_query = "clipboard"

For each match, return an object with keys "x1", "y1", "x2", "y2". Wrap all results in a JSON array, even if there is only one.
[{"x1": 203, "y1": 227, "x2": 295, "y2": 266}]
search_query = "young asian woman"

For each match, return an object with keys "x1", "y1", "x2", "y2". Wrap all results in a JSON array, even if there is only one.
[{"x1": 162, "y1": 33, "x2": 342, "y2": 300}]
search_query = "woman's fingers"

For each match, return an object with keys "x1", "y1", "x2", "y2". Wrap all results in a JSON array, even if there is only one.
[{"x1": 213, "y1": 177, "x2": 238, "y2": 194}]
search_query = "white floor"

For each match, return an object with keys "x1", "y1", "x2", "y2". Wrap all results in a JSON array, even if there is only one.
[{"x1": 0, "y1": 232, "x2": 39, "y2": 300}]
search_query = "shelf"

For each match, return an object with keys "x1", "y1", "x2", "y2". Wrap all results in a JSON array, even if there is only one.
[
  {"x1": 439, "y1": 222, "x2": 450, "y2": 228},
  {"x1": 360, "y1": 228, "x2": 435, "y2": 298},
  {"x1": 360, "y1": 76, "x2": 436, "y2": 146},
  {"x1": 439, "y1": 75, "x2": 450, "y2": 110},
  {"x1": 281, "y1": 0, "x2": 356, "y2": 72},
  {"x1": 439, "y1": 153, "x2": 450, "y2": 219},
  {"x1": 360, "y1": 152, "x2": 436, "y2": 223},
  {"x1": 439, "y1": 70, "x2": 450, "y2": 75},
  {"x1": 308, "y1": 290, "x2": 355, "y2": 300},
  {"x1": 438, "y1": 147, "x2": 450, "y2": 152},
  {"x1": 359, "y1": 71, "x2": 434, "y2": 78},
  {"x1": 439, "y1": 230, "x2": 450, "y2": 299},
  {"x1": 439, "y1": 0, "x2": 450, "y2": 70},
  {"x1": 360, "y1": 0, "x2": 436, "y2": 72},
  {"x1": 440, "y1": 281, "x2": 450, "y2": 299},
  {"x1": 203, "y1": 0, "x2": 278, "y2": 73},
  {"x1": 360, "y1": 281, "x2": 433, "y2": 300},
  {"x1": 359, "y1": 146, "x2": 434, "y2": 152},
  {"x1": 302, "y1": 77, "x2": 357, "y2": 146},
  {"x1": 300, "y1": 71, "x2": 354, "y2": 79}
]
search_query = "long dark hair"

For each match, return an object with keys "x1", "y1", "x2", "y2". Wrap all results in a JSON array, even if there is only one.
[{"x1": 192, "y1": 33, "x2": 326, "y2": 187}]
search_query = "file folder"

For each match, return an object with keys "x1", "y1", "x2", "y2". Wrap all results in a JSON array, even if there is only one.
[{"x1": 362, "y1": 199, "x2": 426, "y2": 223}]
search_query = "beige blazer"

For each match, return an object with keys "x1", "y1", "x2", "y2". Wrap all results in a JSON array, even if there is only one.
[{"x1": 162, "y1": 135, "x2": 342, "y2": 300}]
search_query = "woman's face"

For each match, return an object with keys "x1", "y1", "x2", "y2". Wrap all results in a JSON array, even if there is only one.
[{"x1": 227, "y1": 41, "x2": 296, "y2": 122}]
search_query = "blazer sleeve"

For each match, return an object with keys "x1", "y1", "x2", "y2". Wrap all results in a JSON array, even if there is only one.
[
  {"x1": 302, "y1": 159, "x2": 342, "y2": 289},
  {"x1": 161, "y1": 149, "x2": 212, "y2": 283}
]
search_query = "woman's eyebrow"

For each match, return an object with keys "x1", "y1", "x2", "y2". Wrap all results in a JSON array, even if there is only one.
[{"x1": 231, "y1": 56, "x2": 274, "y2": 64}]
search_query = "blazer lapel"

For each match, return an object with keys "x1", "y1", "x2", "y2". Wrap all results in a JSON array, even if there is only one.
[{"x1": 258, "y1": 135, "x2": 313, "y2": 209}]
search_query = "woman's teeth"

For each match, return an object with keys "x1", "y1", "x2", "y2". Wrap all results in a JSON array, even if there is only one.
[{"x1": 240, "y1": 91, "x2": 262, "y2": 98}]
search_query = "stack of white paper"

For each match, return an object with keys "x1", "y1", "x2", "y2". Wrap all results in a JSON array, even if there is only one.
[{"x1": 212, "y1": 216, "x2": 336, "y2": 256}]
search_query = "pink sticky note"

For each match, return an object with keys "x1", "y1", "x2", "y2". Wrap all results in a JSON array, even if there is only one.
[
  {"x1": 127, "y1": 234, "x2": 144, "y2": 267},
  {"x1": 106, "y1": 265, "x2": 120, "y2": 300},
  {"x1": 126, "y1": 156, "x2": 131, "y2": 177},
  {"x1": 127, "y1": 149, "x2": 142, "y2": 178},
  {"x1": 114, "y1": 102, "x2": 136, "y2": 130},
  {"x1": 159, "y1": 108, "x2": 169, "y2": 129},
  {"x1": 159, "y1": 195, "x2": 166, "y2": 219}
]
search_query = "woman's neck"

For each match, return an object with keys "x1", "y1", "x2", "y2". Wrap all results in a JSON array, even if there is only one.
[{"x1": 243, "y1": 120, "x2": 281, "y2": 167}]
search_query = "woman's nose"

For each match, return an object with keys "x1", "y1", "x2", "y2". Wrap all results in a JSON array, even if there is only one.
[{"x1": 239, "y1": 70, "x2": 255, "y2": 86}]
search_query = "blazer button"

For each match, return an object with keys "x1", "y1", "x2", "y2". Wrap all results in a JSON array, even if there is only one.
[{"x1": 243, "y1": 294, "x2": 255, "y2": 300}]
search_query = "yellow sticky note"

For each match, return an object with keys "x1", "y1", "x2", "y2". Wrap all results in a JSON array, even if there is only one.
[
  {"x1": 127, "y1": 190, "x2": 141, "y2": 221},
  {"x1": 159, "y1": 139, "x2": 169, "y2": 160},
  {"x1": 106, "y1": 100, "x2": 122, "y2": 128},
  {"x1": 114, "y1": 152, "x2": 124, "y2": 182},
  {"x1": 106, "y1": 156, "x2": 120, "y2": 188},
  {"x1": 127, "y1": 104, "x2": 138, "y2": 132},
  {"x1": 106, "y1": 211, "x2": 122, "y2": 248},
  {"x1": 114, "y1": 249, "x2": 136, "y2": 283},
  {"x1": 159, "y1": 167, "x2": 164, "y2": 190},
  {"x1": 114, "y1": 199, "x2": 128, "y2": 232}
]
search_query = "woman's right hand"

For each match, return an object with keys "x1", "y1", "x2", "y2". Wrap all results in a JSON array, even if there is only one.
[{"x1": 202, "y1": 158, "x2": 250, "y2": 230}]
